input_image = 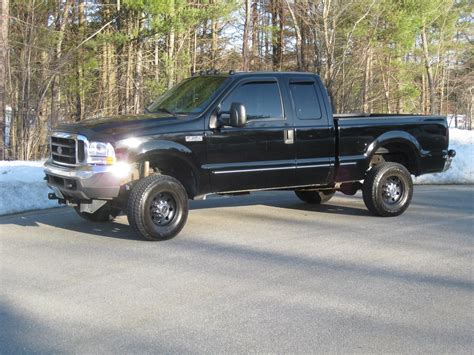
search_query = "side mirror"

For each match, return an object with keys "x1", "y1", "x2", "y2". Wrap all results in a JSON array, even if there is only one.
[{"x1": 229, "y1": 102, "x2": 247, "y2": 127}]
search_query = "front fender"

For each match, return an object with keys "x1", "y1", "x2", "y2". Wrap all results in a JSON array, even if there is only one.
[
  {"x1": 136, "y1": 140, "x2": 199, "y2": 171},
  {"x1": 127, "y1": 139, "x2": 202, "y2": 195},
  {"x1": 135, "y1": 140, "x2": 194, "y2": 160}
]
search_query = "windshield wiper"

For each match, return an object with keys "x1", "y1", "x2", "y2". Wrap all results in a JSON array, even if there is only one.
[{"x1": 153, "y1": 107, "x2": 177, "y2": 117}]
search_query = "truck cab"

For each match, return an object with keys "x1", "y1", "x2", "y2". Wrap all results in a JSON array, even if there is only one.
[{"x1": 205, "y1": 72, "x2": 335, "y2": 192}]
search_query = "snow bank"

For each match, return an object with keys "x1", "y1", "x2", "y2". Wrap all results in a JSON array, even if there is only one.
[
  {"x1": 0, "y1": 160, "x2": 60, "y2": 215},
  {"x1": 0, "y1": 128, "x2": 471, "y2": 215},
  {"x1": 414, "y1": 128, "x2": 473, "y2": 185}
]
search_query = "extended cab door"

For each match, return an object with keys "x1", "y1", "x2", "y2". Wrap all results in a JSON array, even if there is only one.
[
  {"x1": 287, "y1": 76, "x2": 335, "y2": 186},
  {"x1": 205, "y1": 77, "x2": 295, "y2": 192}
]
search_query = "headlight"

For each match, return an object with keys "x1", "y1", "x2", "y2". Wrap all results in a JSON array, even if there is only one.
[
  {"x1": 111, "y1": 162, "x2": 131, "y2": 179},
  {"x1": 86, "y1": 142, "x2": 116, "y2": 165}
]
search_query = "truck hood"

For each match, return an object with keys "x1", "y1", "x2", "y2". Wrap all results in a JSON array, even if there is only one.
[{"x1": 55, "y1": 113, "x2": 191, "y2": 142}]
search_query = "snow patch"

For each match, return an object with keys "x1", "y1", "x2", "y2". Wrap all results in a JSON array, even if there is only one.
[
  {"x1": 414, "y1": 128, "x2": 473, "y2": 185},
  {"x1": 0, "y1": 160, "x2": 60, "y2": 215}
]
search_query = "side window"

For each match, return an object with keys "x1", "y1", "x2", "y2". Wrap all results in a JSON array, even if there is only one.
[
  {"x1": 221, "y1": 81, "x2": 283, "y2": 120},
  {"x1": 289, "y1": 82, "x2": 322, "y2": 120}
]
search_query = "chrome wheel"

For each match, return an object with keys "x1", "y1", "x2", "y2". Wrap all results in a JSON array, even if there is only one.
[
  {"x1": 150, "y1": 192, "x2": 176, "y2": 226},
  {"x1": 381, "y1": 176, "x2": 404, "y2": 205},
  {"x1": 363, "y1": 162, "x2": 413, "y2": 217}
]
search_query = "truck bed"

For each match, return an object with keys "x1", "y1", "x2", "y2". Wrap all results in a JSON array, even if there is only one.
[{"x1": 334, "y1": 114, "x2": 449, "y2": 181}]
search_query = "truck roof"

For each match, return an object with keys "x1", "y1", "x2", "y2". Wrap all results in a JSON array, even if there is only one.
[
  {"x1": 232, "y1": 71, "x2": 317, "y2": 76},
  {"x1": 193, "y1": 70, "x2": 320, "y2": 78}
]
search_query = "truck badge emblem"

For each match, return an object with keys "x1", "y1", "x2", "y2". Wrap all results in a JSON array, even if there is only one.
[
  {"x1": 185, "y1": 136, "x2": 203, "y2": 142},
  {"x1": 57, "y1": 146, "x2": 63, "y2": 154}
]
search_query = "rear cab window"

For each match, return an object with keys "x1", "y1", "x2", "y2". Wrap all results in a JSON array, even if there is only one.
[{"x1": 289, "y1": 81, "x2": 322, "y2": 120}]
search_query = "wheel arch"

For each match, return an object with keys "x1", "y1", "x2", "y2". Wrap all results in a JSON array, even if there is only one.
[
  {"x1": 132, "y1": 140, "x2": 200, "y2": 198},
  {"x1": 365, "y1": 131, "x2": 422, "y2": 175}
]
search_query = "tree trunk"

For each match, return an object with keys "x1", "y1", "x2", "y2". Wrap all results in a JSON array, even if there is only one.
[
  {"x1": 167, "y1": 1, "x2": 176, "y2": 89},
  {"x1": 251, "y1": 0, "x2": 259, "y2": 68},
  {"x1": 271, "y1": 0, "x2": 283, "y2": 70},
  {"x1": 380, "y1": 56, "x2": 391, "y2": 113},
  {"x1": 421, "y1": 72, "x2": 427, "y2": 114},
  {"x1": 421, "y1": 25, "x2": 437, "y2": 114},
  {"x1": 299, "y1": 0, "x2": 308, "y2": 70},
  {"x1": 168, "y1": 29, "x2": 175, "y2": 88},
  {"x1": 0, "y1": 0, "x2": 9, "y2": 159},
  {"x1": 340, "y1": 60, "x2": 345, "y2": 113},
  {"x1": 211, "y1": 15, "x2": 218, "y2": 68},
  {"x1": 396, "y1": 77, "x2": 402, "y2": 114},
  {"x1": 311, "y1": 27, "x2": 322, "y2": 75},
  {"x1": 362, "y1": 46, "x2": 372, "y2": 112},
  {"x1": 50, "y1": 1, "x2": 71, "y2": 127},
  {"x1": 439, "y1": 65, "x2": 446, "y2": 114},
  {"x1": 192, "y1": 29, "x2": 197, "y2": 73},
  {"x1": 125, "y1": 18, "x2": 133, "y2": 113},
  {"x1": 285, "y1": 0, "x2": 303, "y2": 70},
  {"x1": 468, "y1": 87, "x2": 473, "y2": 130},
  {"x1": 242, "y1": 0, "x2": 251, "y2": 71},
  {"x1": 155, "y1": 38, "x2": 160, "y2": 81},
  {"x1": 264, "y1": 9, "x2": 270, "y2": 65},
  {"x1": 76, "y1": 0, "x2": 85, "y2": 121},
  {"x1": 322, "y1": 0, "x2": 334, "y2": 100},
  {"x1": 133, "y1": 16, "x2": 145, "y2": 114}
]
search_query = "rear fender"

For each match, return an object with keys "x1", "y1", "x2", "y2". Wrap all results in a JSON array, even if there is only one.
[{"x1": 365, "y1": 131, "x2": 423, "y2": 175}]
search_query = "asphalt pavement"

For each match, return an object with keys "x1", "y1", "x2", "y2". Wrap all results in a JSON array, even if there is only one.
[{"x1": 1, "y1": 185, "x2": 473, "y2": 353}]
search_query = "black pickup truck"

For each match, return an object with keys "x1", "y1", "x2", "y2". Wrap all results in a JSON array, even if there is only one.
[{"x1": 44, "y1": 71, "x2": 455, "y2": 240}]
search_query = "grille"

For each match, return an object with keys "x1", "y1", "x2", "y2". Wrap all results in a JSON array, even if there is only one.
[{"x1": 51, "y1": 136, "x2": 77, "y2": 165}]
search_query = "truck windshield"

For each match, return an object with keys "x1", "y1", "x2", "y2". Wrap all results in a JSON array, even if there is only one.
[{"x1": 147, "y1": 76, "x2": 228, "y2": 115}]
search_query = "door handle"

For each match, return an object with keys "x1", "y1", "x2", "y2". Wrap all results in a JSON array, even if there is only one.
[{"x1": 284, "y1": 129, "x2": 294, "y2": 144}]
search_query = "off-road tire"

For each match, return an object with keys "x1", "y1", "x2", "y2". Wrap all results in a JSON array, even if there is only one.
[
  {"x1": 362, "y1": 162, "x2": 413, "y2": 217},
  {"x1": 127, "y1": 174, "x2": 188, "y2": 241},
  {"x1": 295, "y1": 190, "x2": 335, "y2": 204},
  {"x1": 74, "y1": 203, "x2": 121, "y2": 222}
]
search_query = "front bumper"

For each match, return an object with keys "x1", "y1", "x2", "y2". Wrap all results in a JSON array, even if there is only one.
[{"x1": 44, "y1": 160, "x2": 130, "y2": 201}]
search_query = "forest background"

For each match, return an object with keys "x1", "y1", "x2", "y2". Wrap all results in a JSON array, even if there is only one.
[{"x1": 0, "y1": 0, "x2": 472, "y2": 160}]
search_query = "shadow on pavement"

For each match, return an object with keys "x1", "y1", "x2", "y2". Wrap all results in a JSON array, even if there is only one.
[
  {"x1": 0, "y1": 192, "x2": 370, "y2": 242},
  {"x1": 191, "y1": 192, "x2": 370, "y2": 216}
]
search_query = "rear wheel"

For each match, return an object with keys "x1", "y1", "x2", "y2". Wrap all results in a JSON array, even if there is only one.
[
  {"x1": 362, "y1": 162, "x2": 413, "y2": 216},
  {"x1": 74, "y1": 203, "x2": 121, "y2": 222},
  {"x1": 127, "y1": 174, "x2": 188, "y2": 241},
  {"x1": 295, "y1": 190, "x2": 335, "y2": 204}
]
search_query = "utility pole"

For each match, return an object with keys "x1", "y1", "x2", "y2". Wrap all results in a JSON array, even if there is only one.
[{"x1": 0, "y1": 0, "x2": 9, "y2": 159}]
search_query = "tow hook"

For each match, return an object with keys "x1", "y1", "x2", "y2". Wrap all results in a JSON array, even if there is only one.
[
  {"x1": 48, "y1": 193, "x2": 67, "y2": 205},
  {"x1": 47, "y1": 193, "x2": 57, "y2": 200}
]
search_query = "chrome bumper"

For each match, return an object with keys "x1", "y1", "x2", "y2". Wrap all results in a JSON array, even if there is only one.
[
  {"x1": 44, "y1": 160, "x2": 131, "y2": 201},
  {"x1": 442, "y1": 149, "x2": 456, "y2": 172}
]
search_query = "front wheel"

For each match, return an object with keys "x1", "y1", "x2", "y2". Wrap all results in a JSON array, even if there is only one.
[
  {"x1": 362, "y1": 162, "x2": 413, "y2": 217},
  {"x1": 127, "y1": 174, "x2": 188, "y2": 241}
]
